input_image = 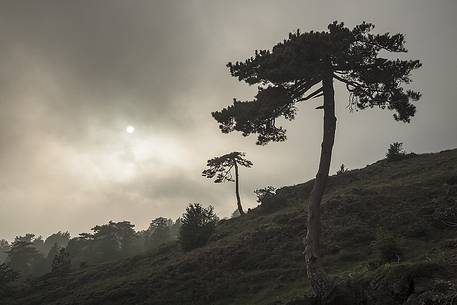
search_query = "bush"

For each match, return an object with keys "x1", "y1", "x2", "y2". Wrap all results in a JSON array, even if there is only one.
[
  {"x1": 386, "y1": 142, "x2": 406, "y2": 161},
  {"x1": 336, "y1": 164, "x2": 349, "y2": 175},
  {"x1": 179, "y1": 204, "x2": 218, "y2": 251},
  {"x1": 254, "y1": 186, "x2": 283, "y2": 212}
]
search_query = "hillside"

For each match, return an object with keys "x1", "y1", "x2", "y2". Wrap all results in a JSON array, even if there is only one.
[{"x1": 2, "y1": 148, "x2": 457, "y2": 305}]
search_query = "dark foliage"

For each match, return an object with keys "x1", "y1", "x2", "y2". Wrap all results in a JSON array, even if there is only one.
[
  {"x1": 179, "y1": 204, "x2": 218, "y2": 251},
  {"x1": 144, "y1": 217, "x2": 173, "y2": 250},
  {"x1": 2, "y1": 149, "x2": 457, "y2": 305},
  {"x1": 0, "y1": 239, "x2": 9, "y2": 264},
  {"x1": 386, "y1": 142, "x2": 407, "y2": 161},
  {"x1": 7, "y1": 234, "x2": 47, "y2": 277},
  {"x1": 51, "y1": 247, "x2": 71, "y2": 273},
  {"x1": 336, "y1": 164, "x2": 349, "y2": 175},
  {"x1": 43, "y1": 231, "x2": 70, "y2": 254},
  {"x1": 0, "y1": 263, "x2": 18, "y2": 286},
  {"x1": 66, "y1": 221, "x2": 142, "y2": 264},
  {"x1": 254, "y1": 186, "x2": 284, "y2": 212},
  {"x1": 0, "y1": 263, "x2": 18, "y2": 297},
  {"x1": 212, "y1": 21, "x2": 421, "y2": 145},
  {"x1": 203, "y1": 152, "x2": 253, "y2": 215},
  {"x1": 254, "y1": 186, "x2": 277, "y2": 203},
  {"x1": 91, "y1": 221, "x2": 139, "y2": 260},
  {"x1": 202, "y1": 152, "x2": 252, "y2": 183}
]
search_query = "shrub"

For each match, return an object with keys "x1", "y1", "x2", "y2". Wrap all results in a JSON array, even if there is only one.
[
  {"x1": 336, "y1": 164, "x2": 349, "y2": 175},
  {"x1": 386, "y1": 142, "x2": 406, "y2": 161},
  {"x1": 179, "y1": 204, "x2": 218, "y2": 251},
  {"x1": 254, "y1": 186, "x2": 283, "y2": 212}
]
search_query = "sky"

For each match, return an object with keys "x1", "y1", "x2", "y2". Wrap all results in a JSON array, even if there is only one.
[{"x1": 1, "y1": 0, "x2": 456, "y2": 241}]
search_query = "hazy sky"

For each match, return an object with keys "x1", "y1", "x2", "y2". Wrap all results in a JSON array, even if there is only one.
[{"x1": 1, "y1": 0, "x2": 456, "y2": 241}]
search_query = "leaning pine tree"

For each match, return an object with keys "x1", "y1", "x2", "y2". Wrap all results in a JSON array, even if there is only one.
[
  {"x1": 202, "y1": 152, "x2": 253, "y2": 215},
  {"x1": 212, "y1": 21, "x2": 421, "y2": 299}
]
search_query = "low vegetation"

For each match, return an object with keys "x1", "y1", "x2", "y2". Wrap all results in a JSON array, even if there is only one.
[{"x1": 1, "y1": 148, "x2": 456, "y2": 305}]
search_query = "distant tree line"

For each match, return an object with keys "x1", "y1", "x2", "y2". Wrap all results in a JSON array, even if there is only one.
[
  {"x1": 1, "y1": 203, "x2": 226, "y2": 282},
  {"x1": 0, "y1": 216, "x2": 183, "y2": 279}
]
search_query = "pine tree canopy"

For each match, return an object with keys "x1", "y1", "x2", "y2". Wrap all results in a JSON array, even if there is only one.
[
  {"x1": 212, "y1": 21, "x2": 422, "y2": 145},
  {"x1": 202, "y1": 152, "x2": 253, "y2": 183}
]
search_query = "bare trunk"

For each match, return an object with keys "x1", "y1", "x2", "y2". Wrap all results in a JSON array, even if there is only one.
[
  {"x1": 234, "y1": 162, "x2": 245, "y2": 215},
  {"x1": 304, "y1": 73, "x2": 337, "y2": 300}
]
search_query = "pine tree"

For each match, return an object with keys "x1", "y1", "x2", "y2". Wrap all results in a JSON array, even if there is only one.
[
  {"x1": 202, "y1": 152, "x2": 253, "y2": 215},
  {"x1": 212, "y1": 21, "x2": 421, "y2": 299},
  {"x1": 179, "y1": 204, "x2": 218, "y2": 251}
]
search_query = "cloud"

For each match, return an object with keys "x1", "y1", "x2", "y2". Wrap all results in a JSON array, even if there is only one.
[{"x1": 0, "y1": 0, "x2": 457, "y2": 240}]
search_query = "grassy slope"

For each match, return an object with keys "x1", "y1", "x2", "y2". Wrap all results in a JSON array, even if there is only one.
[{"x1": 3, "y1": 148, "x2": 457, "y2": 305}]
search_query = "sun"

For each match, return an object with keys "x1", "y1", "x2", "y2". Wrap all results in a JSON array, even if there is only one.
[{"x1": 126, "y1": 126, "x2": 135, "y2": 134}]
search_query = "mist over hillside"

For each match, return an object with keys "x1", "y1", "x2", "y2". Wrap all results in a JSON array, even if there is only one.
[
  {"x1": 1, "y1": 2, "x2": 457, "y2": 304},
  {"x1": 2, "y1": 148, "x2": 457, "y2": 305}
]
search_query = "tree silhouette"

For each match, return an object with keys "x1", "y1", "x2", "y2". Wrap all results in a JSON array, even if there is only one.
[
  {"x1": 386, "y1": 142, "x2": 406, "y2": 161},
  {"x1": 91, "y1": 221, "x2": 137, "y2": 260},
  {"x1": 179, "y1": 204, "x2": 218, "y2": 251},
  {"x1": 212, "y1": 21, "x2": 421, "y2": 298},
  {"x1": 43, "y1": 231, "x2": 70, "y2": 254},
  {"x1": 7, "y1": 234, "x2": 46, "y2": 277},
  {"x1": 0, "y1": 240, "x2": 9, "y2": 264},
  {"x1": 202, "y1": 152, "x2": 253, "y2": 215},
  {"x1": 145, "y1": 217, "x2": 173, "y2": 249}
]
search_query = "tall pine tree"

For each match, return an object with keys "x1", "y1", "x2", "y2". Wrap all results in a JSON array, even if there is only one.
[{"x1": 212, "y1": 21, "x2": 421, "y2": 299}]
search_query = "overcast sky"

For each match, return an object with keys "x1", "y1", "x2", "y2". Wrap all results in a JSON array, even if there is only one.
[{"x1": 1, "y1": 0, "x2": 456, "y2": 241}]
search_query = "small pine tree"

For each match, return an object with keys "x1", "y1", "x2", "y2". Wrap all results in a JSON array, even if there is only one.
[
  {"x1": 179, "y1": 204, "x2": 218, "y2": 251},
  {"x1": 386, "y1": 142, "x2": 406, "y2": 161},
  {"x1": 202, "y1": 152, "x2": 253, "y2": 215}
]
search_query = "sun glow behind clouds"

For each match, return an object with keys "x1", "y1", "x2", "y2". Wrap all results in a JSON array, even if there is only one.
[
  {"x1": 126, "y1": 126, "x2": 135, "y2": 134},
  {"x1": 63, "y1": 126, "x2": 188, "y2": 186}
]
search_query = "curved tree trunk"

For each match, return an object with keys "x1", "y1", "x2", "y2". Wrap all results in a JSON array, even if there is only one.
[
  {"x1": 234, "y1": 162, "x2": 245, "y2": 215},
  {"x1": 304, "y1": 73, "x2": 337, "y2": 300}
]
